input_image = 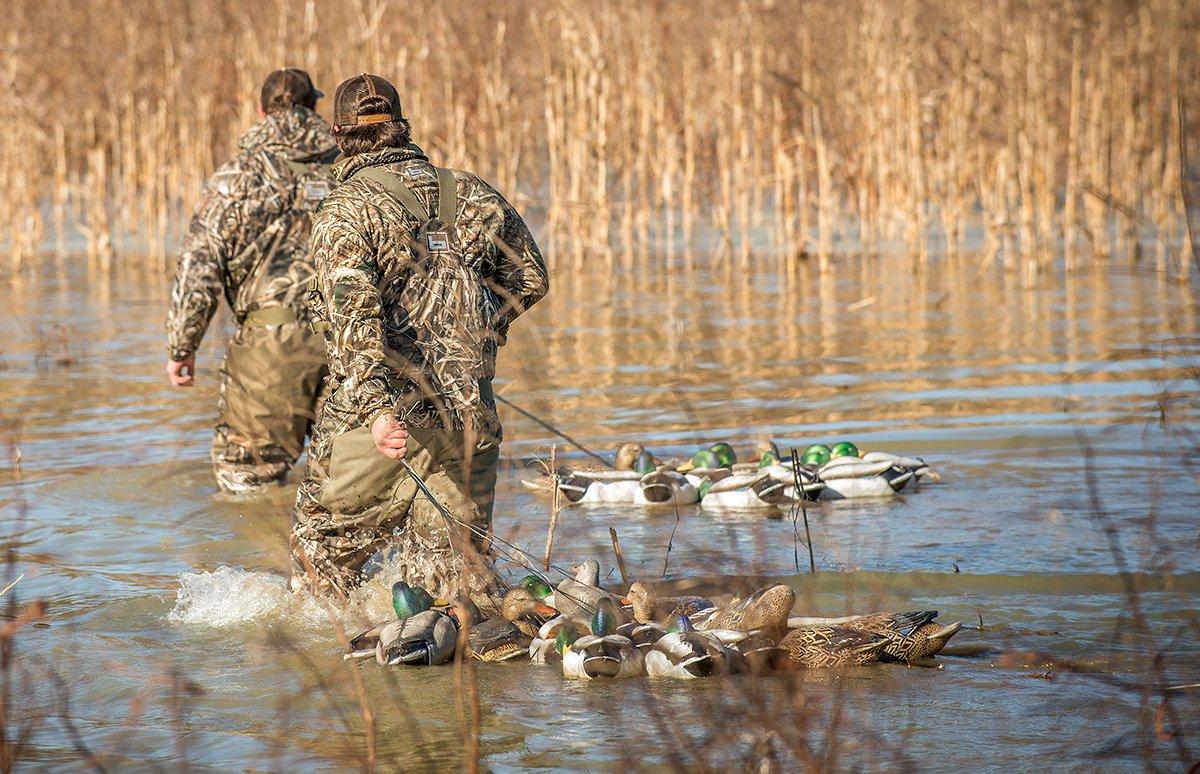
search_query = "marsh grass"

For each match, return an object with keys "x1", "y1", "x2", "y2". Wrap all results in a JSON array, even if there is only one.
[{"x1": 1, "y1": 0, "x2": 1197, "y2": 276}]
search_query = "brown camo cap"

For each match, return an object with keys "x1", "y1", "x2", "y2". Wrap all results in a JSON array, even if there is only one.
[
  {"x1": 333, "y1": 73, "x2": 404, "y2": 128},
  {"x1": 260, "y1": 68, "x2": 322, "y2": 111}
]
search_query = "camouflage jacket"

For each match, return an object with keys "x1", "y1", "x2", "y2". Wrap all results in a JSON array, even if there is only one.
[
  {"x1": 310, "y1": 144, "x2": 549, "y2": 437},
  {"x1": 166, "y1": 106, "x2": 339, "y2": 360}
]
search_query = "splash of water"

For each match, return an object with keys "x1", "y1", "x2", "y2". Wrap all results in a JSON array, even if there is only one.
[
  {"x1": 165, "y1": 562, "x2": 432, "y2": 631},
  {"x1": 167, "y1": 566, "x2": 296, "y2": 627}
]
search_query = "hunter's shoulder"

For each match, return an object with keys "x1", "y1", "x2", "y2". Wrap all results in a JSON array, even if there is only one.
[
  {"x1": 204, "y1": 150, "x2": 274, "y2": 201},
  {"x1": 445, "y1": 169, "x2": 512, "y2": 212}
]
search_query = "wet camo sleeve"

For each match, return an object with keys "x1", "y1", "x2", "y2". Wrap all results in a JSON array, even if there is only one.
[
  {"x1": 484, "y1": 183, "x2": 549, "y2": 343},
  {"x1": 165, "y1": 164, "x2": 261, "y2": 360},
  {"x1": 312, "y1": 205, "x2": 399, "y2": 426}
]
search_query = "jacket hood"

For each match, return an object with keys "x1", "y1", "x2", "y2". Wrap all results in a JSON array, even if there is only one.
[
  {"x1": 332, "y1": 143, "x2": 430, "y2": 183},
  {"x1": 238, "y1": 106, "x2": 338, "y2": 163}
]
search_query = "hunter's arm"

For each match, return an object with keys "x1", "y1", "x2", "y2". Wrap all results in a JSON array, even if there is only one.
[
  {"x1": 165, "y1": 164, "x2": 255, "y2": 360},
  {"x1": 481, "y1": 182, "x2": 549, "y2": 337},
  {"x1": 312, "y1": 193, "x2": 399, "y2": 426}
]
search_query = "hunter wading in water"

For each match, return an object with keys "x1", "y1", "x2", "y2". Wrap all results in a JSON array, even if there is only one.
[
  {"x1": 291, "y1": 74, "x2": 548, "y2": 599},
  {"x1": 166, "y1": 68, "x2": 337, "y2": 494}
]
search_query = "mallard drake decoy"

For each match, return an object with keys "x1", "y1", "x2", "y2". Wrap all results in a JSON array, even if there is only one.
[
  {"x1": 695, "y1": 584, "x2": 795, "y2": 638},
  {"x1": 529, "y1": 615, "x2": 588, "y2": 662},
  {"x1": 616, "y1": 620, "x2": 669, "y2": 653},
  {"x1": 794, "y1": 443, "x2": 940, "y2": 499},
  {"x1": 448, "y1": 588, "x2": 558, "y2": 662},
  {"x1": 376, "y1": 608, "x2": 458, "y2": 666},
  {"x1": 677, "y1": 442, "x2": 737, "y2": 475},
  {"x1": 788, "y1": 610, "x2": 961, "y2": 661},
  {"x1": 562, "y1": 599, "x2": 645, "y2": 680},
  {"x1": 518, "y1": 574, "x2": 555, "y2": 605},
  {"x1": 553, "y1": 559, "x2": 630, "y2": 629},
  {"x1": 345, "y1": 581, "x2": 437, "y2": 660},
  {"x1": 522, "y1": 443, "x2": 698, "y2": 505},
  {"x1": 685, "y1": 444, "x2": 824, "y2": 507},
  {"x1": 777, "y1": 624, "x2": 890, "y2": 668},
  {"x1": 623, "y1": 581, "x2": 714, "y2": 625},
  {"x1": 728, "y1": 440, "x2": 781, "y2": 474},
  {"x1": 644, "y1": 614, "x2": 732, "y2": 679},
  {"x1": 697, "y1": 471, "x2": 794, "y2": 509}
]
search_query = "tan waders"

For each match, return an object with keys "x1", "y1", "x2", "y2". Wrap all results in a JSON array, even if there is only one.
[
  {"x1": 290, "y1": 422, "x2": 500, "y2": 599},
  {"x1": 211, "y1": 308, "x2": 328, "y2": 493}
]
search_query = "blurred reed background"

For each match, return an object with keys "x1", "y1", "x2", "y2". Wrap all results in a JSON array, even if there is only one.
[{"x1": 1, "y1": 0, "x2": 1197, "y2": 276}]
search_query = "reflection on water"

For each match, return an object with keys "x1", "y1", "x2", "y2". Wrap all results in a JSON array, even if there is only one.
[{"x1": 1, "y1": 254, "x2": 1198, "y2": 770}]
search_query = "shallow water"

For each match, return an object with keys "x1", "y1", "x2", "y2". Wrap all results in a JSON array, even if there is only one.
[{"x1": 2, "y1": 254, "x2": 1199, "y2": 770}]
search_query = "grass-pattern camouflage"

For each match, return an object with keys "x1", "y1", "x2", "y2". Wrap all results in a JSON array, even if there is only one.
[
  {"x1": 165, "y1": 106, "x2": 338, "y2": 360},
  {"x1": 291, "y1": 143, "x2": 547, "y2": 597}
]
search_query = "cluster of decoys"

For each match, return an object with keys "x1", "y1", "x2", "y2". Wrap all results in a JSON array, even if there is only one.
[
  {"x1": 345, "y1": 560, "x2": 962, "y2": 680},
  {"x1": 521, "y1": 440, "x2": 939, "y2": 509}
]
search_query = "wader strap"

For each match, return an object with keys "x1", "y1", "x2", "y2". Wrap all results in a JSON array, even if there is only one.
[
  {"x1": 435, "y1": 167, "x2": 457, "y2": 225},
  {"x1": 352, "y1": 166, "x2": 428, "y2": 222},
  {"x1": 478, "y1": 378, "x2": 494, "y2": 405},
  {"x1": 244, "y1": 307, "x2": 297, "y2": 327}
]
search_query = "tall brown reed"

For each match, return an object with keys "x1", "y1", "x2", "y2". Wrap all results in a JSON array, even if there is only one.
[{"x1": 1, "y1": 0, "x2": 1196, "y2": 276}]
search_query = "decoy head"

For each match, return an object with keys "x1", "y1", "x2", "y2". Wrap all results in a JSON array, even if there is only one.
[
  {"x1": 709, "y1": 442, "x2": 737, "y2": 468},
  {"x1": 555, "y1": 627, "x2": 580, "y2": 654},
  {"x1": 745, "y1": 584, "x2": 797, "y2": 629},
  {"x1": 802, "y1": 444, "x2": 832, "y2": 467},
  {"x1": 753, "y1": 439, "x2": 781, "y2": 462},
  {"x1": 666, "y1": 613, "x2": 696, "y2": 633},
  {"x1": 569, "y1": 559, "x2": 601, "y2": 586},
  {"x1": 613, "y1": 442, "x2": 646, "y2": 471},
  {"x1": 391, "y1": 581, "x2": 435, "y2": 619},
  {"x1": 590, "y1": 598, "x2": 621, "y2": 636},
  {"x1": 679, "y1": 448, "x2": 719, "y2": 473},
  {"x1": 445, "y1": 596, "x2": 480, "y2": 628},
  {"x1": 830, "y1": 441, "x2": 860, "y2": 459},
  {"x1": 519, "y1": 575, "x2": 555, "y2": 601},
  {"x1": 501, "y1": 587, "x2": 558, "y2": 621},
  {"x1": 621, "y1": 581, "x2": 657, "y2": 623},
  {"x1": 633, "y1": 448, "x2": 657, "y2": 475}
]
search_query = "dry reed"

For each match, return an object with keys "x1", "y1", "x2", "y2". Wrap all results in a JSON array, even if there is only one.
[{"x1": 0, "y1": 0, "x2": 1196, "y2": 276}]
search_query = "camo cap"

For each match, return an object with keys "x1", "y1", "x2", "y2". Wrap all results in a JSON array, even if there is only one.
[
  {"x1": 260, "y1": 68, "x2": 323, "y2": 112},
  {"x1": 333, "y1": 73, "x2": 404, "y2": 128}
]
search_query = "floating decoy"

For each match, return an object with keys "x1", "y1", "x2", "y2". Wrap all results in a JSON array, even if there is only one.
[
  {"x1": 448, "y1": 588, "x2": 557, "y2": 662},
  {"x1": 644, "y1": 614, "x2": 733, "y2": 679},
  {"x1": 345, "y1": 581, "x2": 437, "y2": 661},
  {"x1": 562, "y1": 599, "x2": 644, "y2": 679},
  {"x1": 777, "y1": 625, "x2": 890, "y2": 668}
]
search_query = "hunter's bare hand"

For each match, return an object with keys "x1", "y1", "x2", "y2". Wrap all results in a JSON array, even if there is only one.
[
  {"x1": 167, "y1": 354, "x2": 196, "y2": 387},
  {"x1": 372, "y1": 413, "x2": 408, "y2": 459}
]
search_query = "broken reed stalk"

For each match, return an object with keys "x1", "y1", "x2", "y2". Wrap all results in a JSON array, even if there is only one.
[
  {"x1": 543, "y1": 444, "x2": 559, "y2": 572},
  {"x1": 453, "y1": 618, "x2": 481, "y2": 774},
  {"x1": 609, "y1": 527, "x2": 628, "y2": 587}
]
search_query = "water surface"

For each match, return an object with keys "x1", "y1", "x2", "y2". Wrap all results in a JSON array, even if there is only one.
[{"x1": 1, "y1": 254, "x2": 1198, "y2": 770}]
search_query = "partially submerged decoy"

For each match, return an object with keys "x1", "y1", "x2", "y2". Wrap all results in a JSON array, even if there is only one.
[
  {"x1": 695, "y1": 584, "x2": 796, "y2": 638},
  {"x1": 623, "y1": 581, "x2": 714, "y2": 625},
  {"x1": 787, "y1": 610, "x2": 962, "y2": 661},
  {"x1": 777, "y1": 624, "x2": 890, "y2": 668},
  {"x1": 562, "y1": 599, "x2": 645, "y2": 680},
  {"x1": 448, "y1": 588, "x2": 558, "y2": 662},
  {"x1": 644, "y1": 614, "x2": 733, "y2": 679},
  {"x1": 345, "y1": 581, "x2": 437, "y2": 660}
]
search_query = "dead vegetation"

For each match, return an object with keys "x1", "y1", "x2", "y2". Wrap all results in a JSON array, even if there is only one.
[{"x1": 1, "y1": 0, "x2": 1196, "y2": 276}]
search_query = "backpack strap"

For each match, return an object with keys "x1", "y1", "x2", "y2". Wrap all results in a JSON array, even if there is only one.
[
  {"x1": 434, "y1": 166, "x2": 457, "y2": 225},
  {"x1": 351, "y1": 165, "x2": 428, "y2": 222},
  {"x1": 351, "y1": 164, "x2": 458, "y2": 226}
]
